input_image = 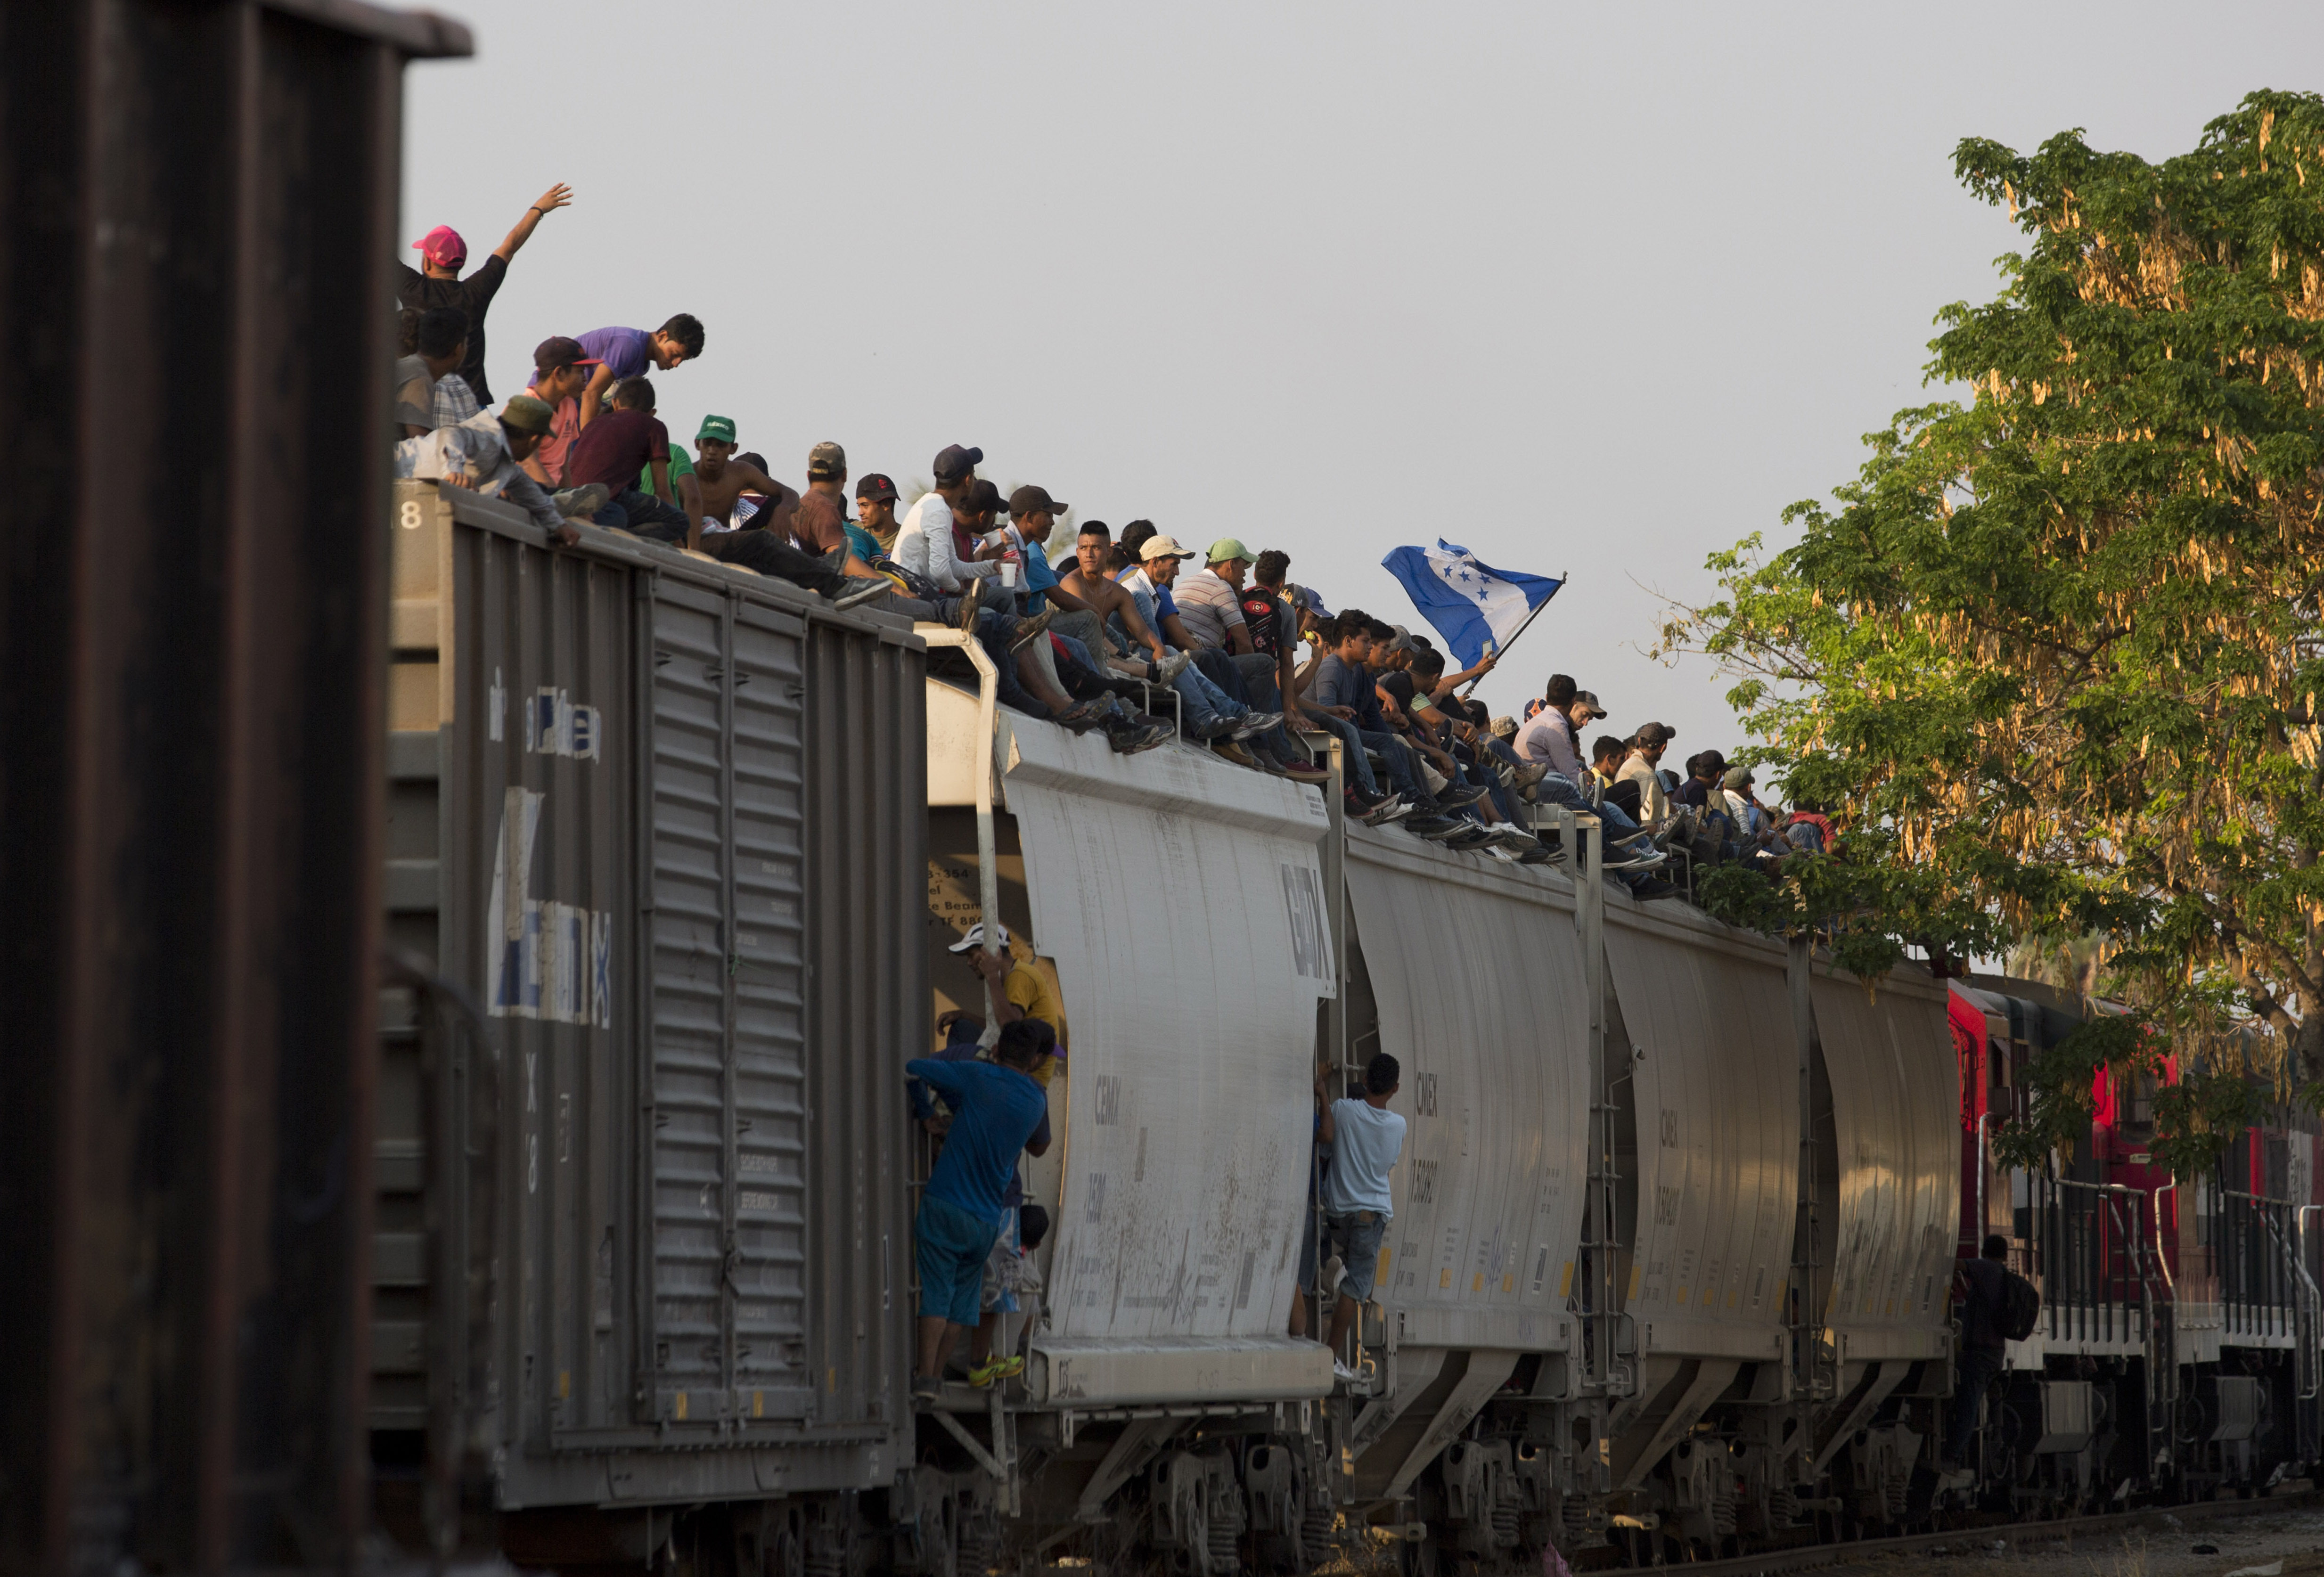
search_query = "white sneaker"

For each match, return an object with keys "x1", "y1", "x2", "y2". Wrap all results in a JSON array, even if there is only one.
[
  {"x1": 1331, "y1": 1359, "x2": 1360, "y2": 1382},
  {"x1": 1322, "y1": 1254, "x2": 1345, "y2": 1295}
]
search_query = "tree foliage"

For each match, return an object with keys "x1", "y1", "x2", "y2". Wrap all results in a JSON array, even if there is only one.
[{"x1": 1662, "y1": 90, "x2": 2324, "y2": 1173}]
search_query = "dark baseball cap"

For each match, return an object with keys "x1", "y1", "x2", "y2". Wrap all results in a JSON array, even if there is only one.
[
  {"x1": 960, "y1": 478, "x2": 1006, "y2": 515},
  {"x1": 1008, "y1": 484, "x2": 1066, "y2": 517},
  {"x1": 933, "y1": 444, "x2": 983, "y2": 482},
  {"x1": 532, "y1": 335, "x2": 599, "y2": 376},
  {"x1": 856, "y1": 473, "x2": 899, "y2": 504},
  {"x1": 1633, "y1": 721, "x2": 1678, "y2": 745}
]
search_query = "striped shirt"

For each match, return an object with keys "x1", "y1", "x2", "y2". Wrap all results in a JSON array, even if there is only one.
[{"x1": 1172, "y1": 567, "x2": 1247, "y2": 650}]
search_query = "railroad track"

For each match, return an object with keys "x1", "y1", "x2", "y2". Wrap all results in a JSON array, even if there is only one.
[{"x1": 1637, "y1": 1487, "x2": 2321, "y2": 1577}]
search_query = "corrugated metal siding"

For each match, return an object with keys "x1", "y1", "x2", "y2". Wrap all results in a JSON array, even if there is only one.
[
  {"x1": 646, "y1": 585, "x2": 815, "y2": 1423},
  {"x1": 377, "y1": 483, "x2": 918, "y2": 1505},
  {"x1": 801, "y1": 617, "x2": 924, "y2": 1430},
  {"x1": 1, "y1": 5, "x2": 465, "y2": 1572}
]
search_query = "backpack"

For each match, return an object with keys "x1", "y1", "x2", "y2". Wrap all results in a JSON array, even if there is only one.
[{"x1": 1997, "y1": 1268, "x2": 2042, "y2": 1342}]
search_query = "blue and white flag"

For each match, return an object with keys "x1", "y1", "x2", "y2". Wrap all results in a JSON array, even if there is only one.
[{"x1": 1380, "y1": 540, "x2": 1563, "y2": 669}]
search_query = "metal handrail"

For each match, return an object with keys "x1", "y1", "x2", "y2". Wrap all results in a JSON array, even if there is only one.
[{"x1": 2227, "y1": 1191, "x2": 2323, "y2": 1401}]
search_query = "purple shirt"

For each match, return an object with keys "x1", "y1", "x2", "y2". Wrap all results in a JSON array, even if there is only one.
[{"x1": 576, "y1": 326, "x2": 652, "y2": 382}]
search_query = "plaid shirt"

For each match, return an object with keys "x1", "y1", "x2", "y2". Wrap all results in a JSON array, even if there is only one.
[{"x1": 432, "y1": 373, "x2": 480, "y2": 431}]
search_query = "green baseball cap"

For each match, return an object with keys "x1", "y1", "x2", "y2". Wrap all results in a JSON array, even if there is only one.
[
  {"x1": 499, "y1": 394, "x2": 554, "y2": 436},
  {"x1": 1207, "y1": 536, "x2": 1253, "y2": 564},
  {"x1": 697, "y1": 414, "x2": 736, "y2": 444}
]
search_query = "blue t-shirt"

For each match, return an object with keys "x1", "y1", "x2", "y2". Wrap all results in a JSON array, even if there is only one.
[
  {"x1": 844, "y1": 522, "x2": 883, "y2": 565},
  {"x1": 908, "y1": 1058, "x2": 1049, "y2": 1223},
  {"x1": 576, "y1": 325, "x2": 652, "y2": 382},
  {"x1": 908, "y1": 1040, "x2": 1052, "y2": 1210},
  {"x1": 1315, "y1": 654, "x2": 1385, "y2": 729},
  {"x1": 1021, "y1": 542, "x2": 1062, "y2": 613}
]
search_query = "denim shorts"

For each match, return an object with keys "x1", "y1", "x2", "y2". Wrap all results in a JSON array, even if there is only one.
[
  {"x1": 1298, "y1": 1211, "x2": 1388, "y2": 1300},
  {"x1": 917, "y1": 1194, "x2": 999, "y2": 1327}
]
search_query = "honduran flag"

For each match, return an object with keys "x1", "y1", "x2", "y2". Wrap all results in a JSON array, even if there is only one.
[{"x1": 1380, "y1": 540, "x2": 1563, "y2": 669}]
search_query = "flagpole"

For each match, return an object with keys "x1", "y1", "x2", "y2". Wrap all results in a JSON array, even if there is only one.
[{"x1": 1459, "y1": 572, "x2": 1564, "y2": 697}]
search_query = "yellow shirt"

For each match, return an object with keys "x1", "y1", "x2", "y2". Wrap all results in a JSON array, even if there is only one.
[{"x1": 1006, "y1": 964, "x2": 1064, "y2": 1085}]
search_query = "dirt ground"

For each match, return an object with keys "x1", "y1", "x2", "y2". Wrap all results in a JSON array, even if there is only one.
[{"x1": 1818, "y1": 1505, "x2": 2324, "y2": 1577}]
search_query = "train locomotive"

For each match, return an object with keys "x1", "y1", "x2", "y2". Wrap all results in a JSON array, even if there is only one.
[{"x1": 372, "y1": 488, "x2": 2324, "y2": 1574}]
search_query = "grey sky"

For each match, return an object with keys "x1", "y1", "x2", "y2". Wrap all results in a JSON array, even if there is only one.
[{"x1": 403, "y1": 1, "x2": 2324, "y2": 763}]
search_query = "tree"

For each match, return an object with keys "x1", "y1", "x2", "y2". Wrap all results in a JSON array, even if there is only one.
[{"x1": 1660, "y1": 90, "x2": 2324, "y2": 1169}]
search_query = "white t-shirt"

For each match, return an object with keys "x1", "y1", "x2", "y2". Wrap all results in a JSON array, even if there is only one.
[
  {"x1": 892, "y1": 490, "x2": 995, "y2": 592},
  {"x1": 1325, "y1": 1098, "x2": 1407, "y2": 1219}
]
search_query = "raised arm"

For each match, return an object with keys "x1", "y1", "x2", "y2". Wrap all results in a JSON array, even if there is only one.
[
  {"x1": 1437, "y1": 646, "x2": 1498, "y2": 697},
  {"x1": 495, "y1": 182, "x2": 572, "y2": 262}
]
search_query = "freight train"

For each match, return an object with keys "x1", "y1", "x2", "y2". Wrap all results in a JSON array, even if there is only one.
[{"x1": 372, "y1": 485, "x2": 2324, "y2": 1574}]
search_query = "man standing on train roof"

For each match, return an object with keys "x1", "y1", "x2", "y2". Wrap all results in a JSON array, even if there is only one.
[
  {"x1": 1941, "y1": 1234, "x2": 2012, "y2": 1473},
  {"x1": 908, "y1": 1021, "x2": 1053, "y2": 1400},
  {"x1": 395, "y1": 181, "x2": 571, "y2": 407},
  {"x1": 1300, "y1": 1052, "x2": 1406, "y2": 1380},
  {"x1": 573, "y1": 316, "x2": 705, "y2": 428}
]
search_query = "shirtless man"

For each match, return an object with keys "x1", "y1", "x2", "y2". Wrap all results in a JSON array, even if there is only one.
[
  {"x1": 690, "y1": 417, "x2": 793, "y2": 527},
  {"x1": 1053, "y1": 520, "x2": 1172, "y2": 670}
]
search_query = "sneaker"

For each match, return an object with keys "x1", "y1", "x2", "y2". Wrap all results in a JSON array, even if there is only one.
[
  {"x1": 1322, "y1": 1254, "x2": 1346, "y2": 1294},
  {"x1": 1280, "y1": 763, "x2": 1332, "y2": 785},
  {"x1": 1107, "y1": 721, "x2": 1173, "y2": 755},
  {"x1": 1485, "y1": 845, "x2": 1523, "y2": 864},
  {"x1": 953, "y1": 574, "x2": 986, "y2": 632},
  {"x1": 967, "y1": 1354, "x2": 1024, "y2": 1389},
  {"x1": 1212, "y1": 740, "x2": 1259, "y2": 768},
  {"x1": 551, "y1": 483, "x2": 611, "y2": 519},
  {"x1": 1408, "y1": 817, "x2": 1470, "y2": 842},
  {"x1": 1362, "y1": 794, "x2": 1411, "y2": 825},
  {"x1": 833, "y1": 579, "x2": 890, "y2": 611},
  {"x1": 1056, "y1": 700, "x2": 1105, "y2": 735},
  {"x1": 1515, "y1": 844, "x2": 1557, "y2": 865},
  {"x1": 1603, "y1": 847, "x2": 1669, "y2": 872},
  {"x1": 1008, "y1": 609, "x2": 1053, "y2": 651},
  {"x1": 1436, "y1": 783, "x2": 1491, "y2": 809},
  {"x1": 1506, "y1": 760, "x2": 1552, "y2": 790},
  {"x1": 1441, "y1": 826, "x2": 1495, "y2": 850},
  {"x1": 1154, "y1": 649, "x2": 1193, "y2": 684},
  {"x1": 1331, "y1": 1359, "x2": 1360, "y2": 1383},
  {"x1": 1229, "y1": 711, "x2": 1284, "y2": 742},
  {"x1": 911, "y1": 1374, "x2": 941, "y2": 1405}
]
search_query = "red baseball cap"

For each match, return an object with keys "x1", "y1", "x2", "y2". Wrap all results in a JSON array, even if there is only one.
[{"x1": 411, "y1": 225, "x2": 467, "y2": 268}]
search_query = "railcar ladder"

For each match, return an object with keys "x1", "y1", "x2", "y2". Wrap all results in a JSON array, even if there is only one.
[{"x1": 1559, "y1": 807, "x2": 1622, "y2": 1498}]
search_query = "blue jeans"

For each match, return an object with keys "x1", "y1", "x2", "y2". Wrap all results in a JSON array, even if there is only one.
[
  {"x1": 598, "y1": 486, "x2": 690, "y2": 542},
  {"x1": 1358, "y1": 729, "x2": 1432, "y2": 807},
  {"x1": 1305, "y1": 713, "x2": 1381, "y2": 797}
]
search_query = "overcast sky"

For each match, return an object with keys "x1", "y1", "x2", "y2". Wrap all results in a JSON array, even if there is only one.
[{"x1": 403, "y1": 1, "x2": 2324, "y2": 768}]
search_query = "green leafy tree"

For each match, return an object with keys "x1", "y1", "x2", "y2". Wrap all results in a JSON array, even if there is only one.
[{"x1": 1661, "y1": 90, "x2": 2324, "y2": 1174}]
